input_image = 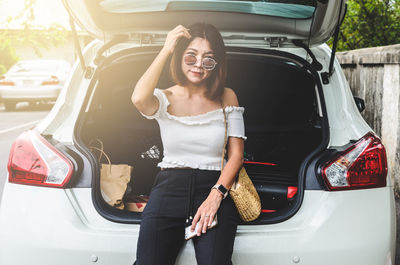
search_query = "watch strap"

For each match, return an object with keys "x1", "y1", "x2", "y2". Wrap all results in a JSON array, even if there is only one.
[{"x1": 212, "y1": 184, "x2": 228, "y2": 199}]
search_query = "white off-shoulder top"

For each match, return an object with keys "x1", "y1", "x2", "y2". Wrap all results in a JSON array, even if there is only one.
[{"x1": 140, "y1": 88, "x2": 247, "y2": 171}]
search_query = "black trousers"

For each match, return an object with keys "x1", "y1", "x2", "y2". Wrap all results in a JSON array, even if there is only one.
[{"x1": 136, "y1": 169, "x2": 240, "y2": 265}]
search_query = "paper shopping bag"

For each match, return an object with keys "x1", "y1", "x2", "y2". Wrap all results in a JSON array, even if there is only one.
[{"x1": 89, "y1": 139, "x2": 133, "y2": 209}]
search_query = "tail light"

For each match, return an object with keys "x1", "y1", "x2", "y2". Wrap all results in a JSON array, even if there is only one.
[
  {"x1": 320, "y1": 132, "x2": 387, "y2": 191},
  {"x1": 0, "y1": 80, "x2": 15, "y2": 86},
  {"x1": 41, "y1": 75, "x2": 59, "y2": 85},
  {"x1": 287, "y1": 186, "x2": 298, "y2": 199},
  {"x1": 261, "y1": 209, "x2": 276, "y2": 213},
  {"x1": 7, "y1": 129, "x2": 74, "y2": 188}
]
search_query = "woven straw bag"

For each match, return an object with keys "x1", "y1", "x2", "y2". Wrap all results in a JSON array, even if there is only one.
[{"x1": 221, "y1": 107, "x2": 261, "y2": 222}]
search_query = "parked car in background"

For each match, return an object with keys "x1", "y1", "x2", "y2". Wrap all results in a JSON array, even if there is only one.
[
  {"x1": 0, "y1": 0, "x2": 396, "y2": 265},
  {"x1": 0, "y1": 59, "x2": 71, "y2": 111}
]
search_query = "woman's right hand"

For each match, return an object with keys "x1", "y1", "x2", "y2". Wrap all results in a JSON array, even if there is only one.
[{"x1": 162, "y1": 25, "x2": 191, "y2": 55}]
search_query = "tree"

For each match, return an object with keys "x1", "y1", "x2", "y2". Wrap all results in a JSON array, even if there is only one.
[
  {"x1": 333, "y1": 0, "x2": 400, "y2": 51},
  {"x1": 0, "y1": 0, "x2": 67, "y2": 74},
  {"x1": 0, "y1": 35, "x2": 19, "y2": 75}
]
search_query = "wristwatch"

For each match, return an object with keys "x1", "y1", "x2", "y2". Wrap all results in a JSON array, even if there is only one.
[{"x1": 212, "y1": 184, "x2": 228, "y2": 199}]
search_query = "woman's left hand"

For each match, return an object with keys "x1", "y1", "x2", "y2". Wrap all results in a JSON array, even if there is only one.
[{"x1": 191, "y1": 189, "x2": 224, "y2": 236}]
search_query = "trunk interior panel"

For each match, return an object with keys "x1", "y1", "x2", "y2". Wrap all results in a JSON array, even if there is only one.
[{"x1": 79, "y1": 47, "x2": 323, "y2": 223}]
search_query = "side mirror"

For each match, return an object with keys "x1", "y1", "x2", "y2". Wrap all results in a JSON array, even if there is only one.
[{"x1": 353, "y1": 96, "x2": 365, "y2": 113}]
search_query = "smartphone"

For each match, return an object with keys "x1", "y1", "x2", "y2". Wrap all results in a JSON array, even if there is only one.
[{"x1": 184, "y1": 215, "x2": 218, "y2": 240}]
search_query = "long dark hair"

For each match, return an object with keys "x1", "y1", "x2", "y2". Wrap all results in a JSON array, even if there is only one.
[{"x1": 170, "y1": 22, "x2": 227, "y2": 101}]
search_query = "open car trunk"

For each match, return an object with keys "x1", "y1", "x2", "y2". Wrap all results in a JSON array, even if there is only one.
[{"x1": 78, "y1": 45, "x2": 325, "y2": 224}]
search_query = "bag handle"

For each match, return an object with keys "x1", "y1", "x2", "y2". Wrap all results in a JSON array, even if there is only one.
[
  {"x1": 89, "y1": 146, "x2": 113, "y2": 175},
  {"x1": 89, "y1": 146, "x2": 112, "y2": 166},
  {"x1": 221, "y1": 104, "x2": 228, "y2": 170},
  {"x1": 88, "y1": 138, "x2": 112, "y2": 166},
  {"x1": 88, "y1": 138, "x2": 105, "y2": 163}
]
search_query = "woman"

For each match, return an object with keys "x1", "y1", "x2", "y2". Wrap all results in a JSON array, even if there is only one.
[{"x1": 131, "y1": 22, "x2": 246, "y2": 265}]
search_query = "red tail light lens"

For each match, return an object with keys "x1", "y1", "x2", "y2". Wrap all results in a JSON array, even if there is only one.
[
  {"x1": 7, "y1": 129, "x2": 74, "y2": 188},
  {"x1": 321, "y1": 132, "x2": 387, "y2": 191},
  {"x1": 41, "y1": 75, "x2": 59, "y2": 85},
  {"x1": 287, "y1": 186, "x2": 298, "y2": 199},
  {"x1": 244, "y1": 161, "x2": 277, "y2": 166},
  {"x1": 261, "y1": 209, "x2": 277, "y2": 213}
]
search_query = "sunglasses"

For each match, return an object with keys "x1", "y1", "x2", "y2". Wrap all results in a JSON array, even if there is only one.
[{"x1": 183, "y1": 54, "x2": 218, "y2": 71}]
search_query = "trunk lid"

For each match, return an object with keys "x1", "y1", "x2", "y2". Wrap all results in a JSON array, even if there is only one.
[{"x1": 63, "y1": 0, "x2": 346, "y2": 47}]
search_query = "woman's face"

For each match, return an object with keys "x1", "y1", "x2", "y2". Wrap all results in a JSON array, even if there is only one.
[{"x1": 181, "y1": 37, "x2": 216, "y2": 86}]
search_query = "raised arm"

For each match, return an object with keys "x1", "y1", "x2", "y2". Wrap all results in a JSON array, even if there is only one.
[{"x1": 131, "y1": 25, "x2": 191, "y2": 116}]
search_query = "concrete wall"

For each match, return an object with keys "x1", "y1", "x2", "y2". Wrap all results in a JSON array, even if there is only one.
[{"x1": 337, "y1": 44, "x2": 400, "y2": 191}]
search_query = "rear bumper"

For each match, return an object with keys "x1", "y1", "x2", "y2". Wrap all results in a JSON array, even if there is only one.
[
  {"x1": 0, "y1": 86, "x2": 60, "y2": 102},
  {"x1": 0, "y1": 182, "x2": 396, "y2": 265}
]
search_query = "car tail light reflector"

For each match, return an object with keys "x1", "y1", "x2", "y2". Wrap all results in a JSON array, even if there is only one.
[
  {"x1": 287, "y1": 186, "x2": 298, "y2": 199},
  {"x1": 0, "y1": 80, "x2": 15, "y2": 86},
  {"x1": 41, "y1": 75, "x2": 59, "y2": 85},
  {"x1": 321, "y1": 132, "x2": 387, "y2": 191},
  {"x1": 7, "y1": 129, "x2": 73, "y2": 188},
  {"x1": 261, "y1": 209, "x2": 276, "y2": 213},
  {"x1": 244, "y1": 161, "x2": 277, "y2": 166}
]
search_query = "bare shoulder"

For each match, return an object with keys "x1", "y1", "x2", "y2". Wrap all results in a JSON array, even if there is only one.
[
  {"x1": 162, "y1": 85, "x2": 178, "y2": 97},
  {"x1": 222, "y1": 87, "x2": 239, "y2": 107},
  {"x1": 161, "y1": 85, "x2": 181, "y2": 104}
]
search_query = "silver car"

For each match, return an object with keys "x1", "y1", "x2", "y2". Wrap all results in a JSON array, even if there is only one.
[
  {"x1": 0, "y1": 59, "x2": 71, "y2": 111},
  {"x1": 0, "y1": 0, "x2": 396, "y2": 264}
]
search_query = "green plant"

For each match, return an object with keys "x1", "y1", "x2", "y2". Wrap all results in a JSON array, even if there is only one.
[
  {"x1": 0, "y1": 35, "x2": 19, "y2": 75},
  {"x1": 0, "y1": 0, "x2": 67, "y2": 73},
  {"x1": 329, "y1": 0, "x2": 400, "y2": 51}
]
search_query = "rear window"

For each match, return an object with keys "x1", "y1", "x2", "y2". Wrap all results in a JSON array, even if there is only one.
[{"x1": 100, "y1": 0, "x2": 317, "y2": 19}]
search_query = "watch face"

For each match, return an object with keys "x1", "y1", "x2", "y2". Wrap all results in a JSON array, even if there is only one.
[{"x1": 218, "y1": 184, "x2": 228, "y2": 194}]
